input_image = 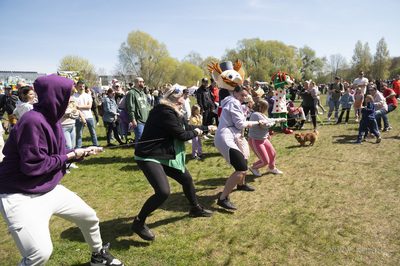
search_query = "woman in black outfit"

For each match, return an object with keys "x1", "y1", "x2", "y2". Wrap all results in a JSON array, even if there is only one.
[
  {"x1": 132, "y1": 88, "x2": 216, "y2": 241},
  {"x1": 298, "y1": 81, "x2": 317, "y2": 130}
]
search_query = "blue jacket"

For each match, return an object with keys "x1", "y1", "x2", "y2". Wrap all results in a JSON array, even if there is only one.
[
  {"x1": 103, "y1": 95, "x2": 119, "y2": 122},
  {"x1": 340, "y1": 94, "x2": 355, "y2": 109},
  {"x1": 361, "y1": 101, "x2": 376, "y2": 121}
]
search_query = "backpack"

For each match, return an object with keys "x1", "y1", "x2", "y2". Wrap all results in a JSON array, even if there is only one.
[{"x1": 97, "y1": 104, "x2": 104, "y2": 116}]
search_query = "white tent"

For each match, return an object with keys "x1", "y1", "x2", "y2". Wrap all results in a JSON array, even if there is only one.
[
  {"x1": 172, "y1": 83, "x2": 187, "y2": 92},
  {"x1": 187, "y1": 86, "x2": 198, "y2": 96}
]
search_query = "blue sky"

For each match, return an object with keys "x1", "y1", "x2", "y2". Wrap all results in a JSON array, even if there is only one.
[{"x1": 1, "y1": 0, "x2": 399, "y2": 76}]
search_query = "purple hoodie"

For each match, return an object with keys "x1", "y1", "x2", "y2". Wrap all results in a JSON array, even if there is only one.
[{"x1": 0, "y1": 74, "x2": 74, "y2": 194}]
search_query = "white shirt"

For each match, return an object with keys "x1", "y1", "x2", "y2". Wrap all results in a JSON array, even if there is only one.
[
  {"x1": 182, "y1": 97, "x2": 191, "y2": 121},
  {"x1": 353, "y1": 77, "x2": 369, "y2": 95},
  {"x1": 13, "y1": 100, "x2": 34, "y2": 119},
  {"x1": 73, "y1": 92, "x2": 93, "y2": 119}
]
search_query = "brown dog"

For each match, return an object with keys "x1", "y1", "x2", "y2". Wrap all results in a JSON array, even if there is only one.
[{"x1": 295, "y1": 130, "x2": 318, "y2": 146}]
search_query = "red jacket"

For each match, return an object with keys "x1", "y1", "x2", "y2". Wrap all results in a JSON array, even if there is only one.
[{"x1": 210, "y1": 86, "x2": 219, "y2": 103}]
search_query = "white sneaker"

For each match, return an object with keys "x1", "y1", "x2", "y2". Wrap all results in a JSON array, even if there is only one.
[
  {"x1": 268, "y1": 168, "x2": 283, "y2": 174},
  {"x1": 249, "y1": 165, "x2": 262, "y2": 177},
  {"x1": 96, "y1": 122, "x2": 99, "y2": 125},
  {"x1": 334, "y1": 118, "x2": 338, "y2": 122},
  {"x1": 69, "y1": 163, "x2": 79, "y2": 169},
  {"x1": 206, "y1": 132, "x2": 213, "y2": 138},
  {"x1": 326, "y1": 117, "x2": 330, "y2": 122},
  {"x1": 202, "y1": 135, "x2": 209, "y2": 140}
]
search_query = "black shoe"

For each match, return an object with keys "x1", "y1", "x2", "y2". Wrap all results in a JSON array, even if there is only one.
[
  {"x1": 91, "y1": 243, "x2": 123, "y2": 266},
  {"x1": 107, "y1": 143, "x2": 116, "y2": 147},
  {"x1": 217, "y1": 196, "x2": 237, "y2": 210},
  {"x1": 236, "y1": 183, "x2": 255, "y2": 191},
  {"x1": 296, "y1": 123, "x2": 303, "y2": 130},
  {"x1": 189, "y1": 204, "x2": 213, "y2": 217},
  {"x1": 131, "y1": 217, "x2": 155, "y2": 241}
]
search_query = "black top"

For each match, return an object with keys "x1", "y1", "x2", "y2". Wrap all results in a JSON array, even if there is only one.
[
  {"x1": 196, "y1": 85, "x2": 215, "y2": 111},
  {"x1": 300, "y1": 91, "x2": 315, "y2": 107},
  {"x1": 134, "y1": 103, "x2": 207, "y2": 160}
]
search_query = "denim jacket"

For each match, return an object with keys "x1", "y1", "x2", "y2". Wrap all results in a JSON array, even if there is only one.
[
  {"x1": 103, "y1": 96, "x2": 119, "y2": 122},
  {"x1": 339, "y1": 94, "x2": 355, "y2": 109}
]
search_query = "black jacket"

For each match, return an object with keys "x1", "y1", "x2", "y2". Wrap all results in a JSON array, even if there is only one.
[
  {"x1": 300, "y1": 91, "x2": 315, "y2": 107},
  {"x1": 134, "y1": 103, "x2": 207, "y2": 160},
  {"x1": 196, "y1": 85, "x2": 215, "y2": 112},
  {"x1": 0, "y1": 93, "x2": 18, "y2": 114}
]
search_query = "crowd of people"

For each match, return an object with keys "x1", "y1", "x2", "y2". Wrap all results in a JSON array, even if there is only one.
[{"x1": 0, "y1": 70, "x2": 397, "y2": 264}]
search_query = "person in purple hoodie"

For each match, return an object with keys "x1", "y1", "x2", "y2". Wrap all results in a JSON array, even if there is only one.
[{"x1": 0, "y1": 75, "x2": 123, "y2": 266}]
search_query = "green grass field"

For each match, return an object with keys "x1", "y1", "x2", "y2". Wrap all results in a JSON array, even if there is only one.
[{"x1": 0, "y1": 96, "x2": 399, "y2": 265}]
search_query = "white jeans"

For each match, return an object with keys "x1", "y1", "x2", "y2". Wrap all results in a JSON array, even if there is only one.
[{"x1": 0, "y1": 185, "x2": 102, "y2": 265}]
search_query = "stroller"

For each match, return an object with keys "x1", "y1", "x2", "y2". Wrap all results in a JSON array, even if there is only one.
[{"x1": 286, "y1": 100, "x2": 305, "y2": 129}]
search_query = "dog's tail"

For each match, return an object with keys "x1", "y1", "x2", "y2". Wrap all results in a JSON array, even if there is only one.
[{"x1": 314, "y1": 130, "x2": 319, "y2": 135}]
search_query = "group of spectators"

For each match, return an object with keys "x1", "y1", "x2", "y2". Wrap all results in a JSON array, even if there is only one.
[{"x1": 0, "y1": 70, "x2": 398, "y2": 265}]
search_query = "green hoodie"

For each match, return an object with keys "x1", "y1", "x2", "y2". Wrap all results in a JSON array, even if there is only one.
[{"x1": 126, "y1": 87, "x2": 150, "y2": 124}]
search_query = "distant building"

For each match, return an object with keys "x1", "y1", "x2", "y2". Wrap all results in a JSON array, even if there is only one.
[
  {"x1": 99, "y1": 74, "x2": 136, "y2": 89},
  {"x1": 0, "y1": 71, "x2": 47, "y2": 86}
]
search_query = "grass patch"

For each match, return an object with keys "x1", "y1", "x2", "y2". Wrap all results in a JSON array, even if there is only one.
[{"x1": 1, "y1": 95, "x2": 399, "y2": 265}]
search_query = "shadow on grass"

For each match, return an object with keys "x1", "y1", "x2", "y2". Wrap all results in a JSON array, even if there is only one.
[
  {"x1": 78, "y1": 155, "x2": 135, "y2": 166},
  {"x1": 386, "y1": 135, "x2": 400, "y2": 140},
  {"x1": 147, "y1": 214, "x2": 188, "y2": 228},
  {"x1": 332, "y1": 134, "x2": 358, "y2": 144},
  {"x1": 286, "y1": 145, "x2": 304, "y2": 149},
  {"x1": 152, "y1": 188, "x2": 236, "y2": 215},
  {"x1": 60, "y1": 216, "x2": 154, "y2": 250},
  {"x1": 119, "y1": 164, "x2": 141, "y2": 172},
  {"x1": 196, "y1": 177, "x2": 227, "y2": 187}
]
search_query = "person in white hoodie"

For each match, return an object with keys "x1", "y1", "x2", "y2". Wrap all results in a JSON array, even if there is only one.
[
  {"x1": 13, "y1": 86, "x2": 35, "y2": 120},
  {"x1": 214, "y1": 85, "x2": 266, "y2": 210}
]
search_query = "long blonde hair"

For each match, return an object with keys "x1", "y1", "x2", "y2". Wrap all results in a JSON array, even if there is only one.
[{"x1": 160, "y1": 87, "x2": 183, "y2": 116}]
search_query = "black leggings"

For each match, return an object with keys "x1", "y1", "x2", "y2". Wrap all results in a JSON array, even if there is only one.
[
  {"x1": 229, "y1": 148, "x2": 248, "y2": 171},
  {"x1": 104, "y1": 121, "x2": 123, "y2": 144},
  {"x1": 300, "y1": 106, "x2": 316, "y2": 128},
  {"x1": 136, "y1": 160, "x2": 198, "y2": 221}
]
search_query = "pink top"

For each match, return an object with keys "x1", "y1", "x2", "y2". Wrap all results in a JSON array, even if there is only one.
[{"x1": 354, "y1": 94, "x2": 364, "y2": 106}]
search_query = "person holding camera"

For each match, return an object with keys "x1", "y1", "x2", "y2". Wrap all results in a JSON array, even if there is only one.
[{"x1": 326, "y1": 77, "x2": 344, "y2": 122}]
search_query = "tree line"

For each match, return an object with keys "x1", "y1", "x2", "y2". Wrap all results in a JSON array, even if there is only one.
[{"x1": 58, "y1": 30, "x2": 399, "y2": 87}]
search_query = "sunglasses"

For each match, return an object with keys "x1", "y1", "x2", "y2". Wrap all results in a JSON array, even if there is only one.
[{"x1": 168, "y1": 88, "x2": 181, "y2": 99}]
